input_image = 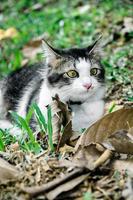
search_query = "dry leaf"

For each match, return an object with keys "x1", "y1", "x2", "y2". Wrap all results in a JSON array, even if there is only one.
[
  {"x1": 22, "y1": 44, "x2": 42, "y2": 60},
  {"x1": 0, "y1": 157, "x2": 20, "y2": 183},
  {"x1": 77, "y1": 108, "x2": 133, "y2": 148},
  {"x1": 49, "y1": 95, "x2": 72, "y2": 149},
  {"x1": 50, "y1": 98, "x2": 62, "y2": 145},
  {"x1": 46, "y1": 173, "x2": 89, "y2": 200},
  {"x1": 22, "y1": 34, "x2": 47, "y2": 59},
  {"x1": 0, "y1": 27, "x2": 18, "y2": 40},
  {"x1": 73, "y1": 108, "x2": 133, "y2": 170},
  {"x1": 73, "y1": 144, "x2": 112, "y2": 170},
  {"x1": 103, "y1": 129, "x2": 133, "y2": 154},
  {"x1": 59, "y1": 144, "x2": 74, "y2": 155},
  {"x1": 55, "y1": 96, "x2": 72, "y2": 147}
]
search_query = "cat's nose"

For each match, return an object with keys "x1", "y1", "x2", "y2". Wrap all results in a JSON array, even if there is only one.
[{"x1": 83, "y1": 83, "x2": 92, "y2": 90}]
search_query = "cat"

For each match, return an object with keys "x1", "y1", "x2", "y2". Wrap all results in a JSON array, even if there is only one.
[{"x1": 0, "y1": 38, "x2": 105, "y2": 135}]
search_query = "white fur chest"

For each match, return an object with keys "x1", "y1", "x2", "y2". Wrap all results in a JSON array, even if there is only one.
[{"x1": 71, "y1": 100, "x2": 104, "y2": 131}]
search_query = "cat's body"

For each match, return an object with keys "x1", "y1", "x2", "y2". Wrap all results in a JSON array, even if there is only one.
[{"x1": 0, "y1": 39, "x2": 105, "y2": 134}]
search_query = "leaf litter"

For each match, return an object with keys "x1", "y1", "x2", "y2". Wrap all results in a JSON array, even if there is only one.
[{"x1": 0, "y1": 96, "x2": 133, "y2": 199}]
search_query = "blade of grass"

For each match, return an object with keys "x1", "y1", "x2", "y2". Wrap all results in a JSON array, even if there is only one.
[
  {"x1": 0, "y1": 129, "x2": 5, "y2": 151},
  {"x1": 10, "y1": 111, "x2": 42, "y2": 154},
  {"x1": 10, "y1": 111, "x2": 35, "y2": 142},
  {"x1": 108, "y1": 101, "x2": 116, "y2": 113},
  {"x1": 26, "y1": 105, "x2": 34, "y2": 125},
  {"x1": 47, "y1": 105, "x2": 54, "y2": 152},
  {"x1": 33, "y1": 103, "x2": 47, "y2": 132}
]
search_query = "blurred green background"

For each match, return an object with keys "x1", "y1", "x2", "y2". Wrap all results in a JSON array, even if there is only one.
[{"x1": 0, "y1": 0, "x2": 133, "y2": 101}]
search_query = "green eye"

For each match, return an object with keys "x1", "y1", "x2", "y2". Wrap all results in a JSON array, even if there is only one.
[
  {"x1": 90, "y1": 68, "x2": 98, "y2": 76},
  {"x1": 66, "y1": 70, "x2": 78, "y2": 78}
]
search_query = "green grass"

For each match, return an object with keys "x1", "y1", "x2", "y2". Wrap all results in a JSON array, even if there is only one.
[
  {"x1": 0, "y1": 0, "x2": 132, "y2": 78},
  {"x1": 0, "y1": 0, "x2": 132, "y2": 96},
  {"x1": 0, "y1": 104, "x2": 55, "y2": 154},
  {"x1": 0, "y1": 130, "x2": 5, "y2": 151}
]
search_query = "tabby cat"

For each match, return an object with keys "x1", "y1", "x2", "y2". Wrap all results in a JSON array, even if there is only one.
[{"x1": 0, "y1": 38, "x2": 105, "y2": 135}]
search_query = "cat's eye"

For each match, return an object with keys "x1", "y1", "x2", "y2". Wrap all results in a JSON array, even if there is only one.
[
  {"x1": 90, "y1": 68, "x2": 99, "y2": 76},
  {"x1": 66, "y1": 70, "x2": 78, "y2": 78}
]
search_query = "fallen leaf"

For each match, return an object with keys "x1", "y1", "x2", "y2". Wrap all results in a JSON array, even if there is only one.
[
  {"x1": 22, "y1": 34, "x2": 48, "y2": 59},
  {"x1": 73, "y1": 144, "x2": 102, "y2": 170},
  {"x1": 73, "y1": 144, "x2": 112, "y2": 170},
  {"x1": 46, "y1": 173, "x2": 89, "y2": 200},
  {"x1": 77, "y1": 107, "x2": 133, "y2": 147},
  {"x1": 22, "y1": 44, "x2": 42, "y2": 60},
  {"x1": 0, "y1": 27, "x2": 18, "y2": 40},
  {"x1": 49, "y1": 95, "x2": 72, "y2": 149},
  {"x1": 103, "y1": 129, "x2": 133, "y2": 154},
  {"x1": 50, "y1": 98, "x2": 62, "y2": 146},
  {"x1": 55, "y1": 96, "x2": 72, "y2": 147},
  {"x1": 73, "y1": 108, "x2": 133, "y2": 170},
  {"x1": 0, "y1": 157, "x2": 20, "y2": 183}
]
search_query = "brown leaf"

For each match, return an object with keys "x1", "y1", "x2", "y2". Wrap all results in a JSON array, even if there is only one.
[
  {"x1": 46, "y1": 173, "x2": 89, "y2": 200},
  {"x1": 59, "y1": 144, "x2": 74, "y2": 155},
  {"x1": 50, "y1": 98, "x2": 62, "y2": 145},
  {"x1": 0, "y1": 157, "x2": 20, "y2": 183},
  {"x1": 73, "y1": 108, "x2": 133, "y2": 170},
  {"x1": 22, "y1": 35, "x2": 45, "y2": 59},
  {"x1": 50, "y1": 95, "x2": 72, "y2": 149},
  {"x1": 73, "y1": 144, "x2": 112, "y2": 170},
  {"x1": 77, "y1": 108, "x2": 133, "y2": 148},
  {"x1": 56, "y1": 97, "x2": 72, "y2": 147},
  {"x1": 103, "y1": 129, "x2": 133, "y2": 154},
  {"x1": 59, "y1": 120, "x2": 72, "y2": 147},
  {"x1": 22, "y1": 44, "x2": 42, "y2": 60},
  {"x1": 0, "y1": 27, "x2": 18, "y2": 40}
]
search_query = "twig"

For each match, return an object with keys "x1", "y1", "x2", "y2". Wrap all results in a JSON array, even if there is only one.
[
  {"x1": 94, "y1": 149, "x2": 113, "y2": 169},
  {"x1": 21, "y1": 168, "x2": 85, "y2": 198},
  {"x1": 96, "y1": 186, "x2": 112, "y2": 200},
  {"x1": 46, "y1": 173, "x2": 89, "y2": 200}
]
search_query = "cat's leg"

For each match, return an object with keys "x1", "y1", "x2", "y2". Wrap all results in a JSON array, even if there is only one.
[{"x1": 0, "y1": 120, "x2": 13, "y2": 129}]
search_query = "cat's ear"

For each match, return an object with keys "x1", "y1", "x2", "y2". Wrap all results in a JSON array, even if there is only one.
[
  {"x1": 87, "y1": 35, "x2": 102, "y2": 56},
  {"x1": 42, "y1": 40, "x2": 62, "y2": 64}
]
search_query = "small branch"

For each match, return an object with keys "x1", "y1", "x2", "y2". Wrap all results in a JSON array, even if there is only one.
[
  {"x1": 94, "y1": 149, "x2": 113, "y2": 169},
  {"x1": 21, "y1": 168, "x2": 85, "y2": 198}
]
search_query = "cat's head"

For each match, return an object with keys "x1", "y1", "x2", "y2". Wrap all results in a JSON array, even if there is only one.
[{"x1": 42, "y1": 38, "x2": 105, "y2": 103}]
